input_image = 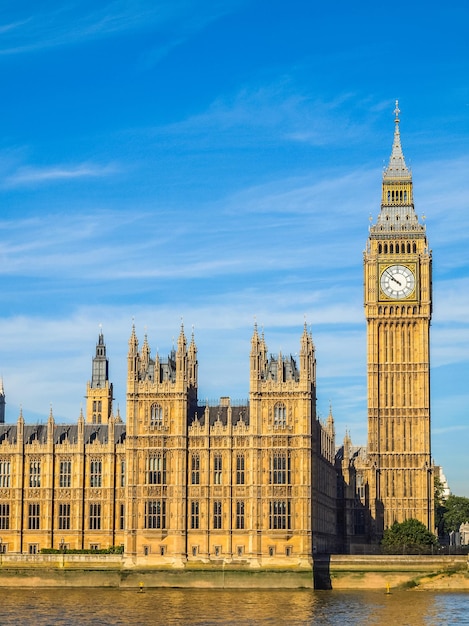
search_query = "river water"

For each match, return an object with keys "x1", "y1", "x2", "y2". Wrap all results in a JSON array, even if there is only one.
[{"x1": 0, "y1": 588, "x2": 468, "y2": 625}]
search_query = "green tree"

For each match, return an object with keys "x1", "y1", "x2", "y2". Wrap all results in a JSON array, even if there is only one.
[
  {"x1": 442, "y1": 495, "x2": 469, "y2": 534},
  {"x1": 381, "y1": 518, "x2": 438, "y2": 553},
  {"x1": 434, "y1": 475, "x2": 446, "y2": 537}
]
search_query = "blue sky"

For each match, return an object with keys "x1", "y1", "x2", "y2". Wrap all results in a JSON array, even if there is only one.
[{"x1": 0, "y1": 1, "x2": 468, "y2": 495}]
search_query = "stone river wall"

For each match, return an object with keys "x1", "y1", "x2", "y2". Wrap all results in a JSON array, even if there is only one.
[{"x1": 0, "y1": 554, "x2": 468, "y2": 590}]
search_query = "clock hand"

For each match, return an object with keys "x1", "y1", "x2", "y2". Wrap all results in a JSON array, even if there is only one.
[{"x1": 385, "y1": 270, "x2": 402, "y2": 286}]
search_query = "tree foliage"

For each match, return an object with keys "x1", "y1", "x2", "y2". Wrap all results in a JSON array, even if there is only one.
[
  {"x1": 381, "y1": 518, "x2": 438, "y2": 552},
  {"x1": 442, "y1": 495, "x2": 469, "y2": 534},
  {"x1": 434, "y1": 475, "x2": 446, "y2": 536}
]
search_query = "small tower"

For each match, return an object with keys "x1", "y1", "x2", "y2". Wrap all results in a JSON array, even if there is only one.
[
  {"x1": 85, "y1": 330, "x2": 113, "y2": 424},
  {"x1": 0, "y1": 377, "x2": 5, "y2": 423}
]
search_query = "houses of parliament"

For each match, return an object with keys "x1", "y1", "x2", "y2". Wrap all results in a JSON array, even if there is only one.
[{"x1": 0, "y1": 104, "x2": 433, "y2": 566}]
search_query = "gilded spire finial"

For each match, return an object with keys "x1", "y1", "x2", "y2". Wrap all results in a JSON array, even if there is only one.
[{"x1": 394, "y1": 99, "x2": 400, "y2": 122}]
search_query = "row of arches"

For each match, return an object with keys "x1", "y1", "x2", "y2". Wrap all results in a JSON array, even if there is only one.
[
  {"x1": 378, "y1": 306, "x2": 419, "y2": 316},
  {"x1": 378, "y1": 242, "x2": 417, "y2": 254},
  {"x1": 386, "y1": 189, "x2": 408, "y2": 203}
]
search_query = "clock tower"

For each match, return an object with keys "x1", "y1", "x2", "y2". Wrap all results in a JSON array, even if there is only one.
[{"x1": 364, "y1": 102, "x2": 433, "y2": 535}]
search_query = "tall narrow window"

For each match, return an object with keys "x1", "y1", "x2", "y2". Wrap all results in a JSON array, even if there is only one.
[
  {"x1": 236, "y1": 501, "x2": 245, "y2": 530},
  {"x1": 236, "y1": 454, "x2": 245, "y2": 485},
  {"x1": 29, "y1": 460, "x2": 41, "y2": 488},
  {"x1": 0, "y1": 460, "x2": 10, "y2": 488},
  {"x1": 191, "y1": 454, "x2": 200, "y2": 485},
  {"x1": 28, "y1": 503, "x2": 40, "y2": 530},
  {"x1": 274, "y1": 403, "x2": 286, "y2": 427},
  {"x1": 58, "y1": 503, "x2": 70, "y2": 530},
  {"x1": 146, "y1": 454, "x2": 166, "y2": 485},
  {"x1": 213, "y1": 501, "x2": 222, "y2": 529},
  {"x1": 150, "y1": 403, "x2": 163, "y2": 426},
  {"x1": 89, "y1": 503, "x2": 101, "y2": 530},
  {"x1": 191, "y1": 501, "x2": 199, "y2": 529},
  {"x1": 119, "y1": 503, "x2": 125, "y2": 530},
  {"x1": 145, "y1": 500, "x2": 166, "y2": 529},
  {"x1": 271, "y1": 453, "x2": 290, "y2": 485},
  {"x1": 59, "y1": 460, "x2": 71, "y2": 488},
  {"x1": 90, "y1": 460, "x2": 102, "y2": 487},
  {"x1": 214, "y1": 454, "x2": 222, "y2": 485},
  {"x1": 0, "y1": 503, "x2": 10, "y2": 530},
  {"x1": 120, "y1": 460, "x2": 125, "y2": 488},
  {"x1": 269, "y1": 501, "x2": 291, "y2": 530}
]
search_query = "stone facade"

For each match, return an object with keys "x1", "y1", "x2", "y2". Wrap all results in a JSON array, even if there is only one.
[
  {"x1": 0, "y1": 324, "x2": 337, "y2": 565},
  {"x1": 0, "y1": 105, "x2": 435, "y2": 560}
]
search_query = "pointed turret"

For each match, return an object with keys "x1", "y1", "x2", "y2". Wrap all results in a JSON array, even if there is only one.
[
  {"x1": 17, "y1": 407, "x2": 24, "y2": 444},
  {"x1": 300, "y1": 321, "x2": 315, "y2": 383},
  {"x1": 140, "y1": 333, "x2": 150, "y2": 377},
  {"x1": 47, "y1": 405, "x2": 55, "y2": 444},
  {"x1": 90, "y1": 329, "x2": 109, "y2": 389},
  {"x1": 128, "y1": 324, "x2": 139, "y2": 381},
  {"x1": 176, "y1": 322, "x2": 187, "y2": 383},
  {"x1": 115, "y1": 405, "x2": 123, "y2": 424},
  {"x1": 250, "y1": 322, "x2": 266, "y2": 381},
  {"x1": 86, "y1": 330, "x2": 113, "y2": 424},
  {"x1": 326, "y1": 405, "x2": 335, "y2": 438},
  {"x1": 188, "y1": 327, "x2": 198, "y2": 388},
  {"x1": 78, "y1": 407, "x2": 84, "y2": 444},
  {"x1": 0, "y1": 377, "x2": 5, "y2": 423},
  {"x1": 343, "y1": 430, "x2": 352, "y2": 463}
]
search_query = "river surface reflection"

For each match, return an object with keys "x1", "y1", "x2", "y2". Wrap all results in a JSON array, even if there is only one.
[{"x1": 0, "y1": 587, "x2": 468, "y2": 625}]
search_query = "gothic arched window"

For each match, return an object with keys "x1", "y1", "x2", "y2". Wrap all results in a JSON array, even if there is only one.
[
  {"x1": 274, "y1": 403, "x2": 286, "y2": 427},
  {"x1": 150, "y1": 403, "x2": 163, "y2": 426}
]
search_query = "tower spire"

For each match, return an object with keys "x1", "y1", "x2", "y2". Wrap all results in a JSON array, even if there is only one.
[
  {"x1": 0, "y1": 376, "x2": 5, "y2": 423},
  {"x1": 370, "y1": 101, "x2": 424, "y2": 236},
  {"x1": 383, "y1": 99, "x2": 411, "y2": 181}
]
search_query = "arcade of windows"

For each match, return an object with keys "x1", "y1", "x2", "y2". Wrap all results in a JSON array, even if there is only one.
[
  {"x1": 378, "y1": 241, "x2": 417, "y2": 254},
  {"x1": 386, "y1": 189, "x2": 408, "y2": 203}
]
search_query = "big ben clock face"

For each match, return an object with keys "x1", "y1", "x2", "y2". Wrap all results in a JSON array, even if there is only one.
[{"x1": 380, "y1": 265, "x2": 415, "y2": 300}]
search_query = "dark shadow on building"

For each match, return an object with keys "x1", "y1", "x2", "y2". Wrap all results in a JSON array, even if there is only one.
[{"x1": 312, "y1": 554, "x2": 332, "y2": 589}]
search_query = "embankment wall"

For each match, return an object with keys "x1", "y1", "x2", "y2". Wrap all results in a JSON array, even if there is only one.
[{"x1": 0, "y1": 554, "x2": 468, "y2": 590}]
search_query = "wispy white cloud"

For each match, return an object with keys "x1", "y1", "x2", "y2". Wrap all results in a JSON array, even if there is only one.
[
  {"x1": 0, "y1": 0, "x2": 241, "y2": 56},
  {"x1": 3, "y1": 161, "x2": 119, "y2": 187},
  {"x1": 152, "y1": 88, "x2": 381, "y2": 150},
  {"x1": 0, "y1": 18, "x2": 31, "y2": 34},
  {"x1": 433, "y1": 424, "x2": 469, "y2": 436}
]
